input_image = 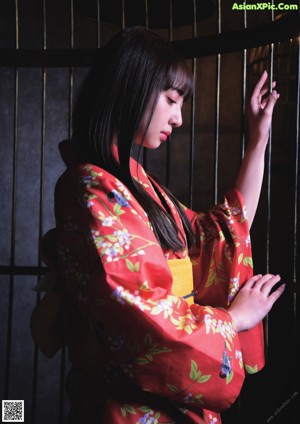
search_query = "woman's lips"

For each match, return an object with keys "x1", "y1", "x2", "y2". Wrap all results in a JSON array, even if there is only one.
[{"x1": 160, "y1": 132, "x2": 170, "y2": 141}]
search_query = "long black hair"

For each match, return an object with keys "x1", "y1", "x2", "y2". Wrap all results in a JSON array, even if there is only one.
[{"x1": 72, "y1": 26, "x2": 195, "y2": 251}]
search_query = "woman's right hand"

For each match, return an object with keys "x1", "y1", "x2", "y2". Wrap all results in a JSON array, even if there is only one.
[{"x1": 228, "y1": 274, "x2": 285, "y2": 332}]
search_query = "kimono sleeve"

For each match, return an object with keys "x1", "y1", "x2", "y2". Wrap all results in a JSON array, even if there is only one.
[
  {"x1": 55, "y1": 164, "x2": 246, "y2": 413},
  {"x1": 185, "y1": 189, "x2": 265, "y2": 375}
]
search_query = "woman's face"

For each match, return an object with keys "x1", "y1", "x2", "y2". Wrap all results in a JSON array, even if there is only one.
[{"x1": 136, "y1": 89, "x2": 184, "y2": 149}]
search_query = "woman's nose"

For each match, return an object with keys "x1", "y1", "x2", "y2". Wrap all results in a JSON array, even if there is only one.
[{"x1": 171, "y1": 105, "x2": 183, "y2": 128}]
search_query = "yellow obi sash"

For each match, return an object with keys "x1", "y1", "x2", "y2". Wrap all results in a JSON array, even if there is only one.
[{"x1": 167, "y1": 257, "x2": 196, "y2": 306}]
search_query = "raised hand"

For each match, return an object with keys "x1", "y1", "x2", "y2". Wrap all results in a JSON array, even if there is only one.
[
  {"x1": 235, "y1": 71, "x2": 280, "y2": 227},
  {"x1": 247, "y1": 70, "x2": 280, "y2": 145}
]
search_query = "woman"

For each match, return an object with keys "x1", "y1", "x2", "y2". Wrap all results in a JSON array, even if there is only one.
[{"x1": 31, "y1": 27, "x2": 284, "y2": 423}]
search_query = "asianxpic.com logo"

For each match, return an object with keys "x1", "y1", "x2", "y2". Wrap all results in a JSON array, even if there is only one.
[{"x1": 232, "y1": 2, "x2": 299, "y2": 11}]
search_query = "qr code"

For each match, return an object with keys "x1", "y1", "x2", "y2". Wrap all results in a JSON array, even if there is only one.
[{"x1": 2, "y1": 400, "x2": 24, "y2": 422}]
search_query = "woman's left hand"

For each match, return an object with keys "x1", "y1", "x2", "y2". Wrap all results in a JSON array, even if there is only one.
[
  {"x1": 247, "y1": 70, "x2": 280, "y2": 145},
  {"x1": 235, "y1": 71, "x2": 280, "y2": 227}
]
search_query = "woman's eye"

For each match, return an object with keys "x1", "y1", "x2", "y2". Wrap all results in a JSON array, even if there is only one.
[{"x1": 167, "y1": 97, "x2": 176, "y2": 105}]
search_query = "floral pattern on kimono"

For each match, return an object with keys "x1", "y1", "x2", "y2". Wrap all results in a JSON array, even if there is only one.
[{"x1": 54, "y1": 152, "x2": 264, "y2": 423}]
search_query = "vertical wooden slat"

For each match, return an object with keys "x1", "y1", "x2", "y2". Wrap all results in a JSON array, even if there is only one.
[
  {"x1": 68, "y1": 0, "x2": 74, "y2": 146},
  {"x1": 4, "y1": 0, "x2": 19, "y2": 401},
  {"x1": 96, "y1": 0, "x2": 101, "y2": 48},
  {"x1": 165, "y1": 0, "x2": 174, "y2": 188},
  {"x1": 263, "y1": 6, "x2": 276, "y2": 422},
  {"x1": 188, "y1": 0, "x2": 197, "y2": 209},
  {"x1": 144, "y1": 0, "x2": 149, "y2": 29},
  {"x1": 235, "y1": 7, "x2": 249, "y2": 423},
  {"x1": 264, "y1": 7, "x2": 276, "y2": 362},
  {"x1": 31, "y1": 2, "x2": 48, "y2": 421},
  {"x1": 292, "y1": 36, "x2": 299, "y2": 424},
  {"x1": 57, "y1": 3, "x2": 76, "y2": 422},
  {"x1": 293, "y1": 39, "x2": 299, "y2": 314},
  {"x1": 213, "y1": 0, "x2": 221, "y2": 204},
  {"x1": 121, "y1": 0, "x2": 125, "y2": 29},
  {"x1": 142, "y1": 0, "x2": 149, "y2": 170},
  {"x1": 241, "y1": 5, "x2": 248, "y2": 159},
  {"x1": 168, "y1": 0, "x2": 173, "y2": 40}
]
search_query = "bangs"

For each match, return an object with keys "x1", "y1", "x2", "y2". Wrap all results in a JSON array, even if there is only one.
[{"x1": 165, "y1": 61, "x2": 194, "y2": 101}]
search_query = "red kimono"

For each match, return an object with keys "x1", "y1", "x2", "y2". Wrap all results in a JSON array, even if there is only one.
[{"x1": 53, "y1": 142, "x2": 264, "y2": 424}]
